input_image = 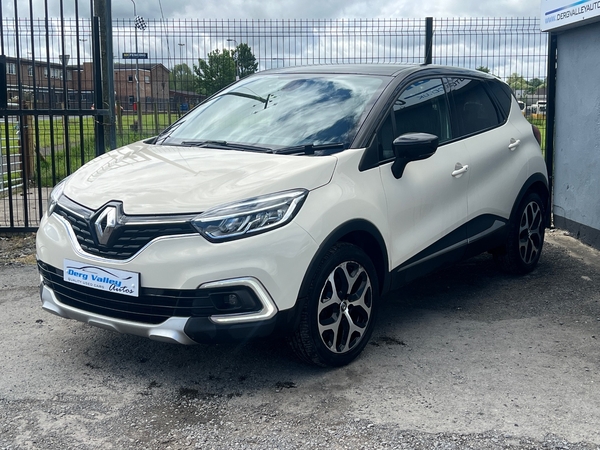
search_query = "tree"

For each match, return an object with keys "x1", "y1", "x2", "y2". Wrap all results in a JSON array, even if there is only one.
[
  {"x1": 194, "y1": 49, "x2": 237, "y2": 96},
  {"x1": 476, "y1": 66, "x2": 490, "y2": 73},
  {"x1": 506, "y1": 73, "x2": 528, "y2": 91},
  {"x1": 170, "y1": 63, "x2": 195, "y2": 93},
  {"x1": 527, "y1": 77, "x2": 546, "y2": 94},
  {"x1": 234, "y1": 43, "x2": 258, "y2": 79}
]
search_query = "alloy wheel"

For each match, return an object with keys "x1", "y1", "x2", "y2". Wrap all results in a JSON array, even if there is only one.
[
  {"x1": 317, "y1": 261, "x2": 373, "y2": 354},
  {"x1": 518, "y1": 200, "x2": 543, "y2": 265}
]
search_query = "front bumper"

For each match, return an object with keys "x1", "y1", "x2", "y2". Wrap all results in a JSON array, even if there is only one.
[
  {"x1": 39, "y1": 271, "x2": 302, "y2": 344},
  {"x1": 36, "y1": 209, "x2": 318, "y2": 343}
]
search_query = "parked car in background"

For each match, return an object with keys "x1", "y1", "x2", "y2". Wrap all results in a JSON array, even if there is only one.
[
  {"x1": 531, "y1": 100, "x2": 547, "y2": 115},
  {"x1": 37, "y1": 64, "x2": 548, "y2": 366}
]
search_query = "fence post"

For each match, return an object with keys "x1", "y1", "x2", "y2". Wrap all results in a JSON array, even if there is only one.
[
  {"x1": 153, "y1": 103, "x2": 159, "y2": 135},
  {"x1": 116, "y1": 100, "x2": 123, "y2": 137},
  {"x1": 93, "y1": 0, "x2": 117, "y2": 151},
  {"x1": 425, "y1": 17, "x2": 433, "y2": 64},
  {"x1": 545, "y1": 32, "x2": 557, "y2": 227},
  {"x1": 22, "y1": 100, "x2": 34, "y2": 182},
  {"x1": 92, "y1": 16, "x2": 105, "y2": 156}
]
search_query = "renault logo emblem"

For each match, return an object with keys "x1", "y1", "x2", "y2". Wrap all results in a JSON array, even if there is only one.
[{"x1": 95, "y1": 206, "x2": 119, "y2": 246}]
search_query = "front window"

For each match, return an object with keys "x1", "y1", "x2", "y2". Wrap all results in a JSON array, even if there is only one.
[
  {"x1": 378, "y1": 78, "x2": 451, "y2": 161},
  {"x1": 158, "y1": 73, "x2": 386, "y2": 150}
]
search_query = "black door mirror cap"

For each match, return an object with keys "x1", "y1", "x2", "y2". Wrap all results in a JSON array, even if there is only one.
[{"x1": 391, "y1": 132, "x2": 439, "y2": 179}]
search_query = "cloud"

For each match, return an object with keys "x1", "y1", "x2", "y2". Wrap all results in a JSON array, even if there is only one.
[{"x1": 11, "y1": 0, "x2": 540, "y2": 21}]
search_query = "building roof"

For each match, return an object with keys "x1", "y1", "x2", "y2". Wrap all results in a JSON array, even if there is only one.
[{"x1": 114, "y1": 62, "x2": 170, "y2": 73}]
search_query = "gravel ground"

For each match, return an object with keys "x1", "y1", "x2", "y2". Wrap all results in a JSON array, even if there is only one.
[{"x1": 1, "y1": 230, "x2": 599, "y2": 449}]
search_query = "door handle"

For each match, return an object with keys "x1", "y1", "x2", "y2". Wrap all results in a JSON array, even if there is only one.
[
  {"x1": 451, "y1": 163, "x2": 469, "y2": 177},
  {"x1": 508, "y1": 138, "x2": 521, "y2": 151}
]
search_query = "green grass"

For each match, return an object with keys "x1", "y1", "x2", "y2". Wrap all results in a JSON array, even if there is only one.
[
  {"x1": 1, "y1": 112, "x2": 175, "y2": 154},
  {"x1": 2, "y1": 112, "x2": 177, "y2": 187},
  {"x1": 527, "y1": 117, "x2": 547, "y2": 155},
  {"x1": 36, "y1": 136, "x2": 97, "y2": 187}
]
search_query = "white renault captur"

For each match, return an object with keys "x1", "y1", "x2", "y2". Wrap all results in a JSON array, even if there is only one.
[{"x1": 37, "y1": 64, "x2": 548, "y2": 366}]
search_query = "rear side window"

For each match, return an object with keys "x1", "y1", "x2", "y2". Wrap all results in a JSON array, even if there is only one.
[{"x1": 446, "y1": 78, "x2": 502, "y2": 138}]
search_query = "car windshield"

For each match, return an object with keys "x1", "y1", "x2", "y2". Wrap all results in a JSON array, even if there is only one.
[{"x1": 158, "y1": 73, "x2": 387, "y2": 151}]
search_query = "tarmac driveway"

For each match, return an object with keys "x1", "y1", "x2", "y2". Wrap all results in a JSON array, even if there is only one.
[{"x1": 0, "y1": 230, "x2": 599, "y2": 449}]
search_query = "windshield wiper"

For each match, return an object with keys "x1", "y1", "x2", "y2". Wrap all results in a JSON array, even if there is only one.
[
  {"x1": 273, "y1": 143, "x2": 346, "y2": 155},
  {"x1": 180, "y1": 140, "x2": 274, "y2": 153},
  {"x1": 216, "y1": 92, "x2": 268, "y2": 104},
  {"x1": 154, "y1": 120, "x2": 186, "y2": 144}
]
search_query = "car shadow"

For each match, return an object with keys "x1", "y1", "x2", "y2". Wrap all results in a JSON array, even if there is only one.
[{"x1": 58, "y1": 251, "x2": 559, "y2": 398}]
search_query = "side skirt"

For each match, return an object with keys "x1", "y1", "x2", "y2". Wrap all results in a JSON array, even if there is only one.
[{"x1": 389, "y1": 215, "x2": 508, "y2": 290}]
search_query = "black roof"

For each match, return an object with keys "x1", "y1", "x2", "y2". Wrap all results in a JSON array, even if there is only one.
[{"x1": 261, "y1": 63, "x2": 497, "y2": 80}]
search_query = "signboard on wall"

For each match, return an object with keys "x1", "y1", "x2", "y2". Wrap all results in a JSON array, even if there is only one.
[
  {"x1": 122, "y1": 52, "x2": 148, "y2": 59},
  {"x1": 541, "y1": 0, "x2": 600, "y2": 31}
]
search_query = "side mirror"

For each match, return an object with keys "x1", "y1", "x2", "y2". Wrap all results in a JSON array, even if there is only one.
[{"x1": 391, "y1": 132, "x2": 439, "y2": 179}]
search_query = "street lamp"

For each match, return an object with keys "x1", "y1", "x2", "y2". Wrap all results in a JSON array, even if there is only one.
[
  {"x1": 227, "y1": 38, "x2": 239, "y2": 81},
  {"x1": 131, "y1": 0, "x2": 143, "y2": 132}
]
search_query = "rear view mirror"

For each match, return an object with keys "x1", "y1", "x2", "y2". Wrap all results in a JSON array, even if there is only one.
[{"x1": 391, "y1": 132, "x2": 439, "y2": 179}]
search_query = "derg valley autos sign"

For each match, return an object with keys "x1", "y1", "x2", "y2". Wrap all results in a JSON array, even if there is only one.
[{"x1": 541, "y1": 0, "x2": 600, "y2": 31}]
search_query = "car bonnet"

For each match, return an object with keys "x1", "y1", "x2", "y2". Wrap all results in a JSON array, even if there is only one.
[{"x1": 62, "y1": 141, "x2": 338, "y2": 215}]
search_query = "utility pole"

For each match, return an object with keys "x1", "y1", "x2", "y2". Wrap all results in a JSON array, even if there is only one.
[{"x1": 131, "y1": 0, "x2": 143, "y2": 133}]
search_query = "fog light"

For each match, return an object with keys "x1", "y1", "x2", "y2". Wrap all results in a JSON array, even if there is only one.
[
  {"x1": 208, "y1": 288, "x2": 259, "y2": 312},
  {"x1": 225, "y1": 294, "x2": 239, "y2": 307}
]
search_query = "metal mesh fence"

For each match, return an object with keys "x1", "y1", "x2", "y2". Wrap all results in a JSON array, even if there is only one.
[{"x1": 1, "y1": 15, "x2": 548, "y2": 229}]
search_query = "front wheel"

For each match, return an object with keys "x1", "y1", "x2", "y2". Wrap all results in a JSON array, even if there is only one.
[
  {"x1": 289, "y1": 243, "x2": 379, "y2": 367},
  {"x1": 495, "y1": 191, "x2": 545, "y2": 274}
]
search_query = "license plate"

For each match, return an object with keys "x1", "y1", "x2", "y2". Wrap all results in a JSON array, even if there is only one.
[{"x1": 63, "y1": 259, "x2": 140, "y2": 297}]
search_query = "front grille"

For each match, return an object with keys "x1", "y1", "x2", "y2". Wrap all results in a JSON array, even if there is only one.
[
  {"x1": 54, "y1": 202, "x2": 196, "y2": 260},
  {"x1": 39, "y1": 262, "x2": 218, "y2": 324}
]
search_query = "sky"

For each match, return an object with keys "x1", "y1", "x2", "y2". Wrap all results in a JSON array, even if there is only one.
[
  {"x1": 3, "y1": 0, "x2": 547, "y2": 80},
  {"x1": 8, "y1": 0, "x2": 541, "y2": 21}
]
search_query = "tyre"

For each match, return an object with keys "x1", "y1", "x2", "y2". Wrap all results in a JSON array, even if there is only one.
[
  {"x1": 495, "y1": 191, "x2": 545, "y2": 274},
  {"x1": 289, "y1": 243, "x2": 379, "y2": 367}
]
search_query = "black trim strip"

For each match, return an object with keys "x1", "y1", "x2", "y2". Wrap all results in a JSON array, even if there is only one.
[{"x1": 391, "y1": 214, "x2": 509, "y2": 289}]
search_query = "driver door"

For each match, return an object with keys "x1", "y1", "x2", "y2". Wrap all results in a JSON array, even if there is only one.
[{"x1": 378, "y1": 78, "x2": 470, "y2": 281}]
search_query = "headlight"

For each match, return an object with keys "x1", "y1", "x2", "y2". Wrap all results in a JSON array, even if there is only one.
[
  {"x1": 47, "y1": 178, "x2": 67, "y2": 216},
  {"x1": 192, "y1": 189, "x2": 308, "y2": 242}
]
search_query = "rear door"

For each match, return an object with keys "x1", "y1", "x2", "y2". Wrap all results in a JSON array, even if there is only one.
[{"x1": 446, "y1": 77, "x2": 531, "y2": 246}]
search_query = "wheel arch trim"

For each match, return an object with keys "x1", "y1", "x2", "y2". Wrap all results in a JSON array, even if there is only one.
[
  {"x1": 509, "y1": 173, "x2": 550, "y2": 224},
  {"x1": 298, "y1": 219, "x2": 390, "y2": 302}
]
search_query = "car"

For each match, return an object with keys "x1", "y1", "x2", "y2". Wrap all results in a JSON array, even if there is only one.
[{"x1": 37, "y1": 64, "x2": 548, "y2": 367}]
